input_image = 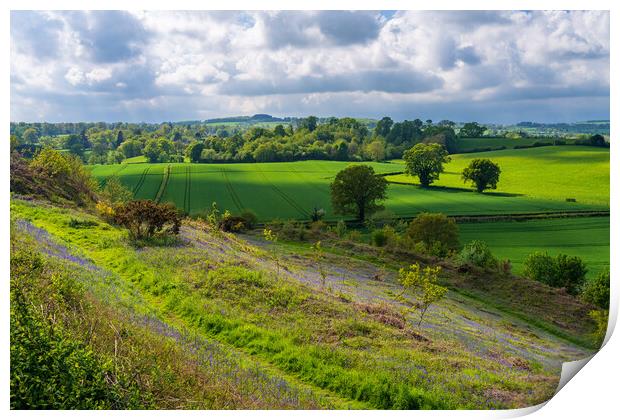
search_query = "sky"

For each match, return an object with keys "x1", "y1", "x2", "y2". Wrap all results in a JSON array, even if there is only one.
[{"x1": 10, "y1": 10, "x2": 610, "y2": 124}]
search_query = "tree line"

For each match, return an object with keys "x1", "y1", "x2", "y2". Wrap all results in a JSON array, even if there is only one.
[{"x1": 10, "y1": 117, "x2": 492, "y2": 165}]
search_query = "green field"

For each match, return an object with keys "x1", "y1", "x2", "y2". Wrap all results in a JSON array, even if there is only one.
[
  {"x1": 455, "y1": 137, "x2": 575, "y2": 152},
  {"x1": 387, "y1": 146, "x2": 609, "y2": 207},
  {"x1": 459, "y1": 217, "x2": 609, "y2": 278},
  {"x1": 90, "y1": 146, "x2": 608, "y2": 221}
]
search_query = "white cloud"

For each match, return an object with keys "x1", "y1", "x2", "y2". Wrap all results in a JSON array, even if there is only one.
[{"x1": 10, "y1": 10, "x2": 610, "y2": 123}]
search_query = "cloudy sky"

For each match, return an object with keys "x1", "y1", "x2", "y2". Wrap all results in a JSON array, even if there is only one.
[{"x1": 10, "y1": 10, "x2": 609, "y2": 123}]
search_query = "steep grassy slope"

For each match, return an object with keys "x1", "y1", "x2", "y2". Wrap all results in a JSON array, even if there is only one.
[{"x1": 11, "y1": 199, "x2": 598, "y2": 409}]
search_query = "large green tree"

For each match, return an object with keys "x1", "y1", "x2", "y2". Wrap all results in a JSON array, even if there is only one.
[
  {"x1": 330, "y1": 165, "x2": 387, "y2": 221},
  {"x1": 403, "y1": 143, "x2": 450, "y2": 187},
  {"x1": 462, "y1": 158, "x2": 501, "y2": 193}
]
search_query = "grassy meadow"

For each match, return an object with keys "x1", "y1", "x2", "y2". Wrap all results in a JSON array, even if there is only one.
[{"x1": 387, "y1": 146, "x2": 609, "y2": 206}]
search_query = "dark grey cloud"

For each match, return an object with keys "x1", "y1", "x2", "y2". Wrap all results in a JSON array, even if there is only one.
[
  {"x1": 218, "y1": 68, "x2": 443, "y2": 96},
  {"x1": 67, "y1": 11, "x2": 149, "y2": 63},
  {"x1": 316, "y1": 11, "x2": 381, "y2": 45},
  {"x1": 11, "y1": 11, "x2": 64, "y2": 59},
  {"x1": 263, "y1": 11, "x2": 381, "y2": 49},
  {"x1": 456, "y1": 46, "x2": 482, "y2": 66}
]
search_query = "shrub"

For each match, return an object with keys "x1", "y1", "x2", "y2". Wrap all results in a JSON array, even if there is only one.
[
  {"x1": 581, "y1": 269, "x2": 610, "y2": 308},
  {"x1": 456, "y1": 240, "x2": 497, "y2": 269},
  {"x1": 523, "y1": 252, "x2": 587, "y2": 295},
  {"x1": 371, "y1": 229, "x2": 389, "y2": 247},
  {"x1": 334, "y1": 220, "x2": 347, "y2": 238},
  {"x1": 11, "y1": 149, "x2": 98, "y2": 206},
  {"x1": 406, "y1": 213, "x2": 459, "y2": 257},
  {"x1": 589, "y1": 309, "x2": 609, "y2": 346},
  {"x1": 113, "y1": 200, "x2": 181, "y2": 241},
  {"x1": 218, "y1": 212, "x2": 247, "y2": 232},
  {"x1": 240, "y1": 210, "x2": 258, "y2": 229},
  {"x1": 366, "y1": 209, "x2": 397, "y2": 229}
]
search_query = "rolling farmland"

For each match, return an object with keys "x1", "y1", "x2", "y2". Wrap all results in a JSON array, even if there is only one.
[
  {"x1": 90, "y1": 146, "x2": 609, "y2": 220},
  {"x1": 88, "y1": 145, "x2": 610, "y2": 275},
  {"x1": 387, "y1": 146, "x2": 609, "y2": 206},
  {"x1": 459, "y1": 217, "x2": 609, "y2": 278}
]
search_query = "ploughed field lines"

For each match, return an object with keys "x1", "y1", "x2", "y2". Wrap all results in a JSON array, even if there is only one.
[{"x1": 88, "y1": 148, "x2": 608, "y2": 222}]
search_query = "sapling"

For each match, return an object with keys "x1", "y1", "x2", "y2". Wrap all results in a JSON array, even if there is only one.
[{"x1": 397, "y1": 263, "x2": 448, "y2": 327}]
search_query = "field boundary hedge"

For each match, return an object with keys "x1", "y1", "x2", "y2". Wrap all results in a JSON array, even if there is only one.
[{"x1": 253, "y1": 210, "x2": 609, "y2": 228}]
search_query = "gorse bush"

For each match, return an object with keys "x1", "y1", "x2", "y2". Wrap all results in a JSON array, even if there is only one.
[
  {"x1": 523, "y1": 252, "x2": 587, "y2": 295},
  {"x1": 113, "y1": 200, "x2": 181, "y2": 241},
  {"x1": 240, "y1": 209, "x2": 258, "y2": 229}
]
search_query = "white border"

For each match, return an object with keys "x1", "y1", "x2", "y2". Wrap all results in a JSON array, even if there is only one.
[{"x1": 2, "y1": 1, "x2": 617, "y2": 420}]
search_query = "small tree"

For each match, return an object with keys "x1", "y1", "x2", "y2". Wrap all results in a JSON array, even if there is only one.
[
  {"x1": 330, "y1": 165, "x2": 388, "y2": 221},
  {"x1": 406, "y1": 213, "x2": 459, "y2": 256},
  {"x1": 581, "y1": 269, "x2": 610, "y2": 308},
  {"x1": 398, "y1": 264, "x2": 447, "y2": 327},
  {"x1": 462, "y1": 159, "x2": 501, "y2": 193},
  {"x1": 402, "y1": 143, "x2": 450, "y2": 187},
  {"x1": 113, "y1": 200, "x2": 181, "y2": 240}
]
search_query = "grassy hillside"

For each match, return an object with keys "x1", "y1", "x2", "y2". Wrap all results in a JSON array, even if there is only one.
[
  {"x1": 387, "y1": 146, "x2": 609, "y2": 206},
  {"x1": 89, "y1": 146, "x2": 608, "y2": 220},
  {"x1": 11, "y1": 198, "x2": 598, "y2": 409}
]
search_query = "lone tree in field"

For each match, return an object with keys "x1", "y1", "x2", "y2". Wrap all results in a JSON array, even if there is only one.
[
  {"x1": 462, "y1": 158, "x2": 501, "y2": 193},
  {"x1": 403, "y1": 143, "x2": 450, "y2": 187},
  {"x1": 330, "y1": 165, "x2": 387, "y2": 221}
]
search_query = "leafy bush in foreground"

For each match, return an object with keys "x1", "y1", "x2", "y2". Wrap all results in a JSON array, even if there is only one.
[
  {"x1": 10, "y1": 244, "x2": 143, "y2": 409},
  {"x1": 113, "y1": 200, "x2": 181, "y2": 240},
  {"x1": 523, "y1": 252, "x2": 587, "y2": 295}
]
